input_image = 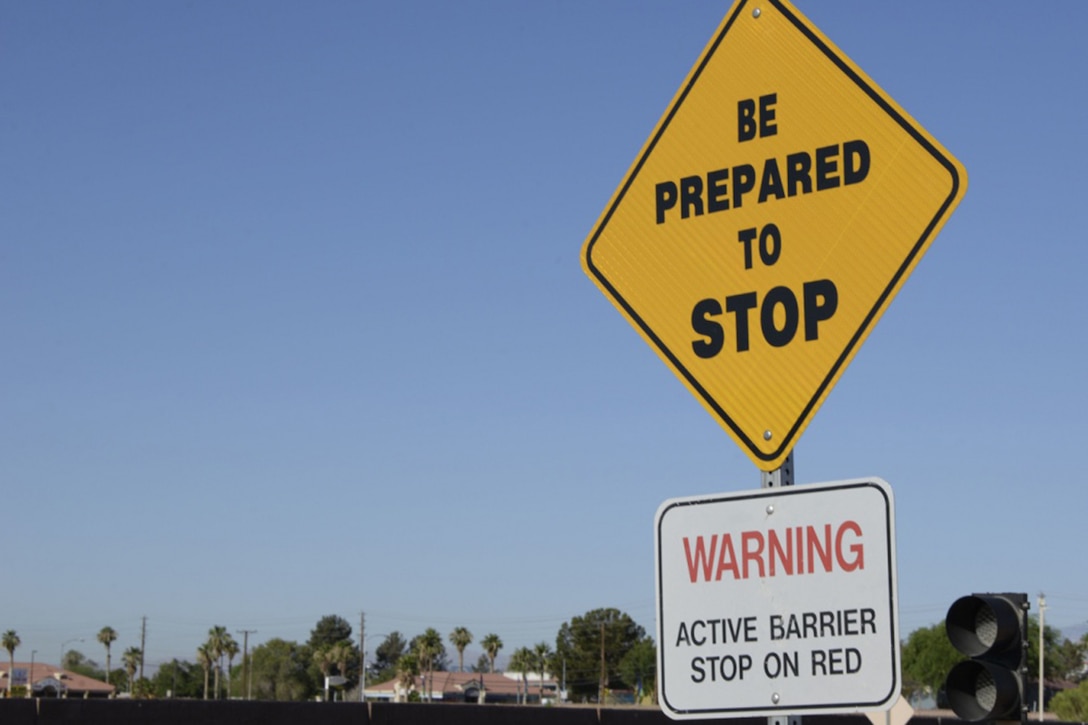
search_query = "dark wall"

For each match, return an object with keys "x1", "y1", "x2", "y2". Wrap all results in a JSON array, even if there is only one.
[
  {"x1": 28, "y1": 699, "x2": 366, "y2": 725},
  {"x1": 0, "y1": 700, "x2": 1073, "y2": 725}
]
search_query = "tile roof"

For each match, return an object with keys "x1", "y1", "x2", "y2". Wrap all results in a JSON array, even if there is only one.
[{"x1": 0, "y1": 662, "x2": 116, "y2": 696}]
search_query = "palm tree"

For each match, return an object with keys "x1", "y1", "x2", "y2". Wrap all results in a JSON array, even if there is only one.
[
  {"x1": 223, "y1": 635, "x2": 239, "y2": 699},
  {"x1": 2, "y1": 630, "x2": 20, "y2": 696},
  {"x1": 533, "y1": 641, "x2": 552, "y2": 704},
  {"x1": 480, "y1": 633, "x2": 503, "y2": 673},
  {"x1": 206, "y1": 625, "x2": 228, "y2": 699},
  {"x1": 196, "y1": 644, "x2": 213, "y2": 700},
  {"x1": 414, "y1": 628, "x2": 443, "y2": 702},
  {"x1": 395, "y1": 652, "x2": 419, "y2": 703},
  {"x1": 449, "y1": 627, "x2": 473, "y2": 672},
  {"x1": 121, "y1": 647, "x2": 142, "y2": 695},
  {"x1": 330, "y1": 640, "x2": 353, "y2": 682},
  {"x1": 97, "y1": 626, "x2": 118, "y2": 686},
  {"x1": 314, "y1": 645, "x2": 335, "y2": 700},
  {"x1": 509, "y1": 646, "x2": 533, "y2": 704}
]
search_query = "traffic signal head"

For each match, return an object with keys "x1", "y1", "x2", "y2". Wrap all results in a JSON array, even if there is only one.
[{"x1": 944, "y1": 593, "x2": 1028, "y2": 723}]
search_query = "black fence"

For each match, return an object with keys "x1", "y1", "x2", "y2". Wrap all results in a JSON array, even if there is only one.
[{"x1": 0, "y1": 699, "x2": 1048, "y2": 725}]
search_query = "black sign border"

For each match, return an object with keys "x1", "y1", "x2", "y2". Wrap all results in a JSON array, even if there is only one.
[
  {"x1": 654, "y1": 479, "x2": 899, "y2": 718},
  {"x1": 583, "y1": 0, "x2": 964, "y2": 465}
]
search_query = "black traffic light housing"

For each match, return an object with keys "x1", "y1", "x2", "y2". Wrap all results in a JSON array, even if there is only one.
[{"x1": 944, "y1": 593, "x2": 1029, "y2": 723}]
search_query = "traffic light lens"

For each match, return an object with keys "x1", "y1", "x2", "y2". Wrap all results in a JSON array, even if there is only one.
[
  {"x1": 974, "y1": 606, "x2": 997, "y2": 648},
  {"x1": 947, "y1": 660, "x2": 1020, "y2": 721},
  {"x1": 974, "y1": 668, "x2": 996, "y2": 711}
]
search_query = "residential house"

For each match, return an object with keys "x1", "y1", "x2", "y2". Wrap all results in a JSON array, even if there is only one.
[{"x1": 0, "y1": 662, "x2": 115, "y2": 698}]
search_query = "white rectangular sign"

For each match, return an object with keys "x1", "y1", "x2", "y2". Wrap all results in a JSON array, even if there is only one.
[{"x1": 655, "y1": 479, "x2": 900, "y2": 719}]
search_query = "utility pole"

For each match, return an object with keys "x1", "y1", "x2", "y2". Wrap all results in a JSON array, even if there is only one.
[
  {"x1": 359, "y1": 612, "x2": 366, "y2": 703},
  {"x1": 237, "y1": 629, "x2": 257, "y2": 701},
  {"x1": 599, "y1": 622, "x2": 606, "y2": 705},
  {"x1": 139, "y1": 616, "x2": 147, "y2": 682},
  {"x1": 562, "y1": 658, "x2": 566, "y2": 702},
  {"x1": 1038, "y1": 593, "x2": 1046, "y2": 721}
]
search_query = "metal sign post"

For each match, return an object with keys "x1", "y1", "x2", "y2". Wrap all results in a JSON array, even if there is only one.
[{"x1": 763, "y1": 451, "x2": 799, "y2": 725}]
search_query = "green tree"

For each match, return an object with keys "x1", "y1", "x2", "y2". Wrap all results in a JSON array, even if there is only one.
[
  {"x1": 449, "y1": 627, "x2": 473, "y2": 672},
  {"x1": 1052, "y1": 680, "x2": 1088, "y2": 721},
  {"x1": 471, "y1": 653, "x2": 491, "y2": 673},
  {"x1": 480, "y1": 633, "x2": 503, "y2": 673},
  {"x1": 308, "y1": 615, "x2": 353, "y2": 651},
  {"x1": 3, "y1": 630, "x2": 20, "y2": 697},
  {"x1": 303, "y1": 615, "x2": 355, "y2": 698},
  {"x1": 150, "y1": 659, "x2": 203, "y2": 699},
  {"x1": 61, "y1": 651, "x2": 107, "y2": 682},
  {"x1": 372, "y1": 631, "x2": 406, "y2": 684},
  {"x1": 96, "y1": 627, "x2": 118, "y2": 686},
  {"x1": 121, "y1": 646, "x2": 142, "y2": 695},
  {"x1": 107, "y1": 668, "x2": 127, "y2": 688},
  {"x1": 196, "y1": 644, "x2": 213, "y2": 700},
  {"x1": 619, "y1": 637, "x2": 656, "y2": 703},
  {"x1": 554, "y1": 608, "x2": 646, "y2": 701},
  {"x1": 901, "y1": 622, "x2": 961, "y2": 704},
  {"x1": 250, "y1": 638, "x2": 311, "y2": 701},
  {"x1": 1026, "y1": 615, "x2": 1064, "y2": 681},
  {"x1": 132, "y1": 677, "x2": 153, "y2": 698},
  {"x1": 1051, "y1": 636, "x2": 1087, "y2": 683}
]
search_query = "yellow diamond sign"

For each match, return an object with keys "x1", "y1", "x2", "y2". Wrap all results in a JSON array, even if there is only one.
[{"x1": 582, "y1": 0, "x2": 966, "y2": 471}]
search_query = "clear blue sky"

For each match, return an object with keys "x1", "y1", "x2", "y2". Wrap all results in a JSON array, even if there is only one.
[{"x1": 3, "y1": 1, "x2": 1086, "y2": 672}]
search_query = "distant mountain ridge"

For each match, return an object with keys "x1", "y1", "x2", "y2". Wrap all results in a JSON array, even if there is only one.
[{"x1": 1057, "y1": 622, "x2": 1087, "y2": 642}]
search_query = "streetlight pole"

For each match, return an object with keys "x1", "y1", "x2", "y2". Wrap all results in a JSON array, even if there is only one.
[
  {"x1": 59, "y1": 638, "x2": 83, "y2": 699},
  {"x1": 59, "y1": 638, "x2": 83, "y2": 671},
  {"x1": 361, "y1": 634, "x2": 389, "y2": 703},
  {"x1": 27, "y1": 651, "x2": 36, "y2": 699}
]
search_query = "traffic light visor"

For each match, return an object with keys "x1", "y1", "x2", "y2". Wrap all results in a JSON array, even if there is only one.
[
  {"x1": 945, "y1": 595, "x2": 1023, "y2": 658},
  {"x1": 946, "y1": 659, "x2": 1021, "y2": 721}
]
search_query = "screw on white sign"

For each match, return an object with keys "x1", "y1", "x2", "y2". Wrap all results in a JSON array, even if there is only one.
[{"x1": 654, "y1": 479, "x2": 900, "y2": 720}]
